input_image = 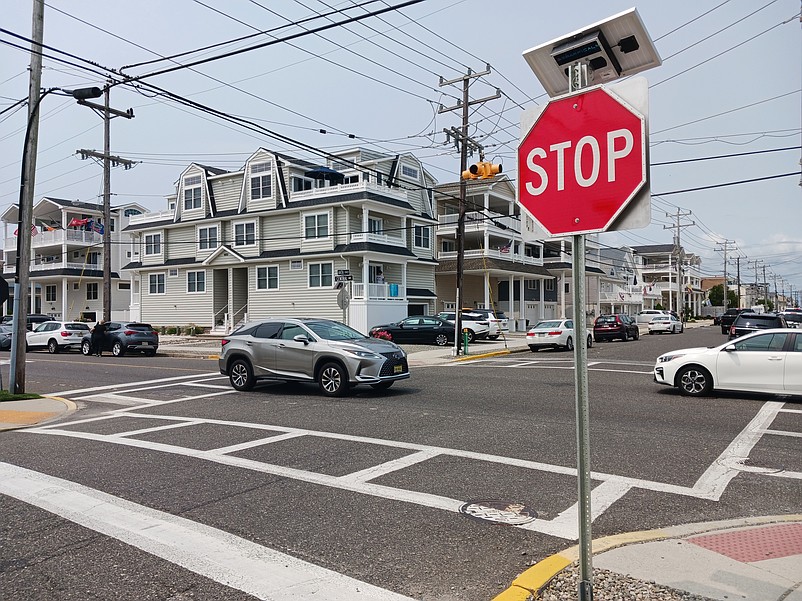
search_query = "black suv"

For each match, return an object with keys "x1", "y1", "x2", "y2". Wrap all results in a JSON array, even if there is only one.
[
  {"x1": 719, "y1": 308, "x2": 747, "y2": 334},
  {"x1": 728, "y1": 312, "x2": 788, "y2": 340},
  {"x1": 593, "y1": 313, "x2": 639, "y2": 342}
]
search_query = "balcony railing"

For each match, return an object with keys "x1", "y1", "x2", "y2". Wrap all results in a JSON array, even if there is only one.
[
  {"x1": 438, "y1": 248, "x2": 542, "y2": 265},
  {"x1": 351, "y1": 282, "x2": 405, "y2": 301},
  {"x1": 4, "y1": 260, "x2": 100, "y2": 274},
  {"x1": 290, "y1": 181, "x2": 408, "y2": 203},
  {"x1": 437, "y1": 210, "x2": 520, "y2": 233},
  {"x1": 4, "y1": 229, "x2": 102, "y2": 251},
  {"x1": 350, "y1": 231, "x2": 405, "y2": 247},
  {"x1": 128, "y1": 209, "x2": 174, "y2": 225}
]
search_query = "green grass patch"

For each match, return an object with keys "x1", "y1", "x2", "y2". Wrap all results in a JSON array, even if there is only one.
[{"x1": 0, "y1": 391, "x2": 42, "y2": 402}]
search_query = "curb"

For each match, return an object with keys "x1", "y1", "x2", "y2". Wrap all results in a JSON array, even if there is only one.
[
  {"x1": 452, "y1": 346, "x2": 530, "y2": 362},
  {"x1": 0, "y1": 395, "x2": 77, "y2": 432},
  {"x1": 492, "y1": 514, "x2": 802, "y2": 601}
]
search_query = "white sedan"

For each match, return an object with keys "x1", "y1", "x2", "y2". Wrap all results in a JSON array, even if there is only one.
[
  {"x1": 653, "y1": 328, "x2": 802, "y2": 397},
  {"x1": 526, "y1": 319, "x2": 592, "y2": 352},
  {"x1": 648, "y1": 314, "x2": 684, "y2": 334}
]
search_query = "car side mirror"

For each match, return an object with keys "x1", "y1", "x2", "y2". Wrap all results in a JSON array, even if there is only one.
[
  {"x1": 724, "y1": 344, "x2": 736, "y2": 352},
  {"x1": 397, "y1": 322, "x2": 405, "y2": 328},
  {"x1": 293, "y1": 334, "x2": 310, "y2": 345}
]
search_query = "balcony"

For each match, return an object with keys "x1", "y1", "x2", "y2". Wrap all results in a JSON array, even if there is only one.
[
  {"x1": 437, "y1": 210, "x2": 520, "y2": 234},
  {"x1": 600, "y1": 286, "x2": 644, "y2": 304},
  {"x1": 128, "y1": 209, "x2": 174, "y2": 225},
  {"x1": 4, "y1": 260, "x2": 100, "y2": 275},
  {"x1": 4, "y1": 228, "x2": 102, "y2": 252},
  {"x1": 290, "y1": 181, "x2": 408, "y2": 204},
  {"x1": 438, "y1": 248, "x2": 542, "y2": 265},
  {"x1": 349, "y1": 231, "x2": 405, "y2": 247},
  {"x1": 351, "y1": 282, "x2": 405, "y2": 301}
]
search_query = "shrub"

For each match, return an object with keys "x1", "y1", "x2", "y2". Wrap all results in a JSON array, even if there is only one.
[{"x1": 165, "y1": 326, "x2": 178, "y2": 335}]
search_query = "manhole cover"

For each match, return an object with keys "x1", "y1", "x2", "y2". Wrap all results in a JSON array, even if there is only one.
[{"x1": 458, "y1": 500, "x2": 537, "y2": 525}]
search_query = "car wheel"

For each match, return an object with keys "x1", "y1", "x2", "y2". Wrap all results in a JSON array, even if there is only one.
[
  {"x1": 81, "y1": 340, "x2": 91, "y2": 356},
  {"x1": 565, "y1": 336, "x2": 574, "y2": 351},
  {"x1": 144, "y1": 349, "x2": 157, "y2": 357},
  {"x1": 319, "y1": 361, "x2": 349, "y2": 397},
  {"x1": 633, "y1": 329, "x2": 639, "y2": 341},
  {"x1": 465, "y1": 330, "x2": 476, "y2": 344},
  {"x1": 370, "y1": 381, "x2": 394, "y2": 390},
  {"x1": 586, "y1": 335, "x2": 593, "y2": 348},
  {"x1": 112, "y1": 340, "x2": 125, "y2": 357},
  {"x1": 229, "y1": 358, "x2": 255, "y2": 391},
  {"x1": 487, "y1": 335, "x2": 499, "y2": 340},
  {"x1": 676, "y1": 365, "x2": 712, "y2": 396},
  {"x1": 721, "y1": 327, "x2": 728, "y2": 335},
  {"x1": 434, "y1": 333, "x2": 449, "y2": 346},
  {"x1": 528, "y1": 345, "x2": 538, "y2": 353},
  {"x1": 47, "y1": 339, "x2": 59, "y2": 354},
  {"x1": 680, "y1": 325, "x2": 684, "y2": 333},
  {"x1": 622, "y1": 330, "x2": 630, "y2": 342}
]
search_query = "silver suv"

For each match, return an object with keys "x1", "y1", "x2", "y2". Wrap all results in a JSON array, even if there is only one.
[{"x1": 218, "y1": 318, "x2": 410, "y2": 397}]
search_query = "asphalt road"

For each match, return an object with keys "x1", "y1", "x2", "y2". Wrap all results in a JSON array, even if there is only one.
[{"x1": 1, "y1": 327, "x2": 800, "y2": 600}]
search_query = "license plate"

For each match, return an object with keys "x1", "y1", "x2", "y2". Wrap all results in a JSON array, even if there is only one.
[
  {"x1": 393, "y1": 364, "x2": 403, "y2": 374},
  {"x1": 141, "y1": 342, "x2": 150, "y2": 345}
]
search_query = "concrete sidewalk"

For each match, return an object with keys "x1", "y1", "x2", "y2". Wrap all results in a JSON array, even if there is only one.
[{"x1": 498, "y1": 515, "x2": 802, "y2": 601}]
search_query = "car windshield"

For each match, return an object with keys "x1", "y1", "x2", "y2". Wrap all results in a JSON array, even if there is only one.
[
  {"x1": 305, "y1": 320, "x2": 367, "y2": 341},
  {"x1": 125, "y1": 323, "x2": 154, "y2": 331},
  {"x1": 534, "y1": 320, "x2": 562, "y2": 329},
  {"x1": 66, "y1": 323, "x2": 90, "y2": 331},
  {"x1": 652, "y1": 317, "x2": 669, "y2": 322}
]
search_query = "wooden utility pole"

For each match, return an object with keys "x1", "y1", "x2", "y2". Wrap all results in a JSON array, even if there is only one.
[
  {"x1": 664, "y1": 209, "x2": 693, "y2": 315},
  {"x1": 714, "y1": 240, "x2": 735, "y2": 311},
  {"x1": 10, "y1": 0, "x2": 45, "y2": 393},
  {"x1": 77, "y1": 86, "x2": 134, "y2": 322},
  {"x1": 438, "y1": 66, "x2": 500, "y2": 355}
]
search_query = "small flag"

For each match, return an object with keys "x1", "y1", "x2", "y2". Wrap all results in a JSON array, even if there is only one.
[
  {"x1": 68, "y1": 217, "x2": 89, "y2": 227},
  {"x1": 500, "y1": 240, "x2": 512, "y2": 254},
  {"x1": 13, "y1": 224, "x2": 38, "y2": 236},
  {"x1": 92, "y1": 221, "x2": 104, "y2": 235}
]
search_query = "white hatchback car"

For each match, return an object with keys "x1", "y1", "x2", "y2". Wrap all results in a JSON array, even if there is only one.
[
  {"x1": 653, "y1": 328, "x2": 801, "y2": 397},
  {"x1": 26, "y1": 321, "x2": 91, "y2": 353},
  {"x1": 526, "y1": 319, "x2": 592, "y2": 352},
  {"x1": 648, "y1": 314, "x2": 684, "y2": 335}
]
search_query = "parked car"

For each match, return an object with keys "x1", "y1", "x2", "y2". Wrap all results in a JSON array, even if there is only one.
[
  {"x1": 2, "y1": 313, "x2": 54, "y2": 331},
  {"x1": 719, "y1": 308, "x2": 747, "y2": 334},
  {"x1": 635, "y1": 309, "x2": 668, "y2": 324},
  {"x1": 593, "y1": 314, "x2": 639, "y2": 342},
  {"x1": 728, "y1": 312, "x2": 788, "y2": 340},
  {"x1": 526, "y1": 319, "x2": 592, "y2": 352},
  {"x1": 0, "y1": 324, "x2": 13, "y2": 350},
  {"x1": 219, "y1": 317, "x2": 409, "y2": 396},
  {"x1": 80, "y1": 321, "x2": 160, "y2": 356},
  {"x1": 780, "y1": 312, "x2": 802, "y2": 329},
  {"x1": 369, "y1": 316, "x2": 454, "y2": 346},
  {"x1": 437, "y1": 311, "x2": 490, "y2": 343},
  {"x1": 647, "y1": 314, "x2": 684, "y2": 335},
  {"x1": 27, "y1": 321, "x2": 91, "y2": 353},
  {"x1": 462, "y1": 308, "x2": 509, "y2": 340},
  {"x1": 654, "y1": 328, "x2": 801, "y2": 397}
]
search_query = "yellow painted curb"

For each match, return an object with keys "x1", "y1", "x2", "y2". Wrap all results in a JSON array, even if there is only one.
[
  {"x1": 0, "y1": 409, "x2": 58, "y2": 425},
  {"x1": 492, "y1": 553, "x2": 573, "y2": 600},
  {"x1": 453, "y1": 349, "x2": 511, "y2": 362}
]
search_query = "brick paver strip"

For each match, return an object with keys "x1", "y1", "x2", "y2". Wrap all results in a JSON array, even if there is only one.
[{"x1": 689, "y1": 523, "x2": 802, "y2": 563}]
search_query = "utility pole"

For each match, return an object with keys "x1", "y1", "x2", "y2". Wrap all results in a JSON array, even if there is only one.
[
  {"x1": 714, "y1": 239, "x2": 735, "y2": 311},
  {"x1": 77, "y1": 84, "x2": 134, "y2": 322},
  {"x1": 665, "y1": 210, "x2": 693, "y2": 317},
  {"x1": 762, "y1": 264, "x2": 769, "y2": 309},
  {"x1": 10, "y1": 0, "x2": 45, "y2": 394},
  {"x1": 438, "y1": 66, "x2": 500, "y2": 355},
  {"x1": 735, "y1": 256, "x2": 742, "y2": 309},
  {"x1": 748, "y1": 259, "x2": 763, "y2": 308}
]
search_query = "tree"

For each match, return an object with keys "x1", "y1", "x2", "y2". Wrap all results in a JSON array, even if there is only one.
[{"x1": 708, "y1": 284, "x2": 738, "y2": 307}]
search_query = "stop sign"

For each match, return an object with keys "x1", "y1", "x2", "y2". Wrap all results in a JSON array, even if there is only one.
[{"x1": 518, "y1": 87, "x2": 646, "y2": 236}]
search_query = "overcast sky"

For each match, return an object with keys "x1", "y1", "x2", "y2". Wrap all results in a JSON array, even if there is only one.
[{"x1": 2, "y1": 1, "x2": 800, "y2": 296}]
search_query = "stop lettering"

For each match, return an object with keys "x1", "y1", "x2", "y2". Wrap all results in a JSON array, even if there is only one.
[{"x1": 518, "y1": 87, "x2": 646, "y2": 236}]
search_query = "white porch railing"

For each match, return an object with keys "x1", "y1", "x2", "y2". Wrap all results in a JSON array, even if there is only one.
[
  {"x1": 4, "y1": 229, "x2": 102, "y2": 252},
  {"x1": 349, "y1": 232, "x2": 405, "y2": 246},
  {"x1": 289, "y1": 181, "x2": 408, "y2": 203},
  {"x1": 438, "y1": 249, "x2": 542, "y2": 265},
  {"x1": 351, "y1": 282, "x2": 405, "y2": 301},
  {"x1": 128, "y1": 209, "x2": 174, "y2": 225},
  {"x1": 437, "y1": 211, "x2": 520, "y2": 233}
]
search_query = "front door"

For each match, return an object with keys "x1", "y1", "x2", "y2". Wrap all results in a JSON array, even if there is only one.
[{"x1": 715, "y1": 332, "x2": 788, "y2": 394}]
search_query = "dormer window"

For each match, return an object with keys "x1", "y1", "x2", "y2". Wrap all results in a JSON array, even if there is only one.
[
  {"x1": 250, "y1": 161, "x2": 272, "y2": 200},
  {"x1": 183, "y1": 175, "x2": 202, "y2": 210},
  {"x1": 401, "y1": 165, "x2": 419, "y2": 179}
]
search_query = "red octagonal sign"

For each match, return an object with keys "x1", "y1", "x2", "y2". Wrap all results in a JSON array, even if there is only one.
[{"x1": 518, "y1": 87, "x2": 646, "y2": 236}]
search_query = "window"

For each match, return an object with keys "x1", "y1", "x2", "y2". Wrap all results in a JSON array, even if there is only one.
[
  {"x1": 734, "y1": 333, "x2": 788, "y2": 352},
  {"x1": 291, "y1": 176, "x2": 313, "y2": 193},
  {"x1": 87, "y1": 252, "x2": 99, "y2": 265},
  {"x1": 526, "y1": 280, "x2": 539, "y2": 290},
  {"x1": 290, "y1": 260, "x2": 303, "y2": 271},
  {"x1": 309, "y1": 262, "x2": 333, "y2": 288},
  {"x1": 45, "y1": 285, "x2": 56, "y2": 302},
  {"x1": 183, "y1": 175, "x2": 202, "y2": 210},
  {"x1": 198, "y1": 226, "x2": 218, "y2": 250},
  {"x1": 187, "y1": 270, "x2": 206, "y2": 293},
  {"x1": 280, "y1": 323, "x2": 307, "y2": 340},
  {"x1": 110, "y1": 218, "x2": 115, "y2": 233},
  {"x1": 234, "y1": 222, "x2": 256, "y2": 246},
  {"x1": 124, "y1": 208, "x2": 142, "y2": 217},
  {"x1": 368, "y1": 217, "x2": 383, "y2": 233},
  {"x1": 118, "y1": 282, "x2": 131, "y2": 290},
  {"x1": 86, "y1": 283, "x2": 98, "y2": 300},
  {"x1": 257, "y1": 266, "x2": 279, "y2": 290},
  {"x1": 145, "y1": 233, "x2": 161, "y2": 255},
  {"x1": 413, "y1": 225, "x2": 430, "y2": 248},
  {"x1": 546, "y1": 279, "x2": 555, "y2": 291},
  {"x1": 149, "y1": 273, "x2": 165, "y2": 294},
  {"x1": 343, "y1": 175, "x2": 359, "y2": 184},
  {"x1": 401, "y1": 164, "x2": 419, "y2": 179},
  {"x1": 441, "y1": 239, "x2": 455, "y2": 253},
  {"x1": 250, "y1": 162, "x2": 272, "y2": 200},
  {"x1": 168, "y1": 268, "x2": 179, "y2": 278},
  {"x1": 304, "y1": 213, "x2": 329, "y2": 239}
]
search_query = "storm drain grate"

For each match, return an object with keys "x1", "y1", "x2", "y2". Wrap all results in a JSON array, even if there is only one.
[{"x1": 458, "y1": 500, "x2": 537, "y2": 525}]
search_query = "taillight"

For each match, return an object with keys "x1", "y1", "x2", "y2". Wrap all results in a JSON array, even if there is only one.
[
  {"x1": 221, "y1": 339, "x2": 230, "y2": 347},
  {"x1": 729, "y1": 325, "x2": 735, "y2": 335},
  {"x1": 548, "y1": 330, "x2": 562, "y2": 336},
  {"x1": 60, "y1": 331, "x2": 69, "y2": 337},
  {"x1": 124, "y1": 330, "x2": 136, "y2": 335}
]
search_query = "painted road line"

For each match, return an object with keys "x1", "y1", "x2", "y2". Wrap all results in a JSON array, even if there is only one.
[
  {"x1": 53, "y1": 372, "x2": 221, "y2": 396},
  {"x1": 0, "y1": 462, "x2": 414, "y2": 601}
]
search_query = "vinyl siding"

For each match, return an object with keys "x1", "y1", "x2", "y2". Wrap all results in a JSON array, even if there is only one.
[
  {"x1": 211, "y1": 175, "x2": 241, "y2": 213},
  {"x1": 406, "y1": 263, "x2": 435, "y2": 290},
  {"x1": 260, "y1": 213, "x2": 298, "y2": 253},
  {"x1": 140, "y1": 268, "x2": 213, "y2": 327},
  {"x1": 246, "y1": 261, "x2": 344, "y2": 321},
  {"x1": 165, "y1": 225, "x2": 196, "y2": 262}
]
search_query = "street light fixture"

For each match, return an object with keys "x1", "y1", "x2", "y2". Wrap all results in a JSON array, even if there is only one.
[{"x1": 9, "y1": 86, "x2": 103, "y2": 394}]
